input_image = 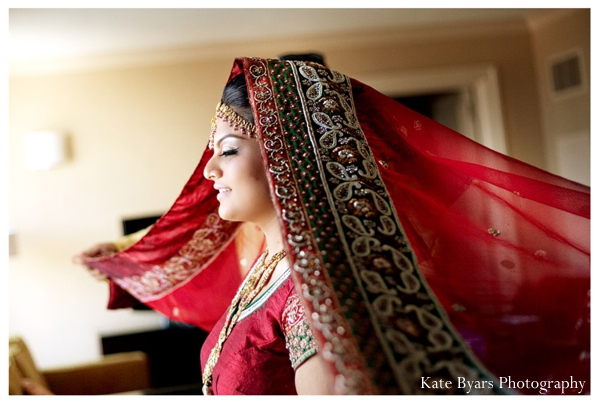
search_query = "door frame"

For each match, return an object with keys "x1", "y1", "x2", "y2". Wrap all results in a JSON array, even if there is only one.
[{"x1": 354, "y1": 64, "x2": 507, "y2": 154}]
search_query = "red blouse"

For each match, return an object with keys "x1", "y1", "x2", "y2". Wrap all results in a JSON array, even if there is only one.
[{"x1": 200, "y1": 269, "x2": 317, "y2": 395}]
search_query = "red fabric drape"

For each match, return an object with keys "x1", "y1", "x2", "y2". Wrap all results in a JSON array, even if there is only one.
[
  {"x1": 81, "y1": 58, "x2": 589, "y2": 394},
  {"x1": 353, "y1": 80, "x2": 589, "y2": 390}
]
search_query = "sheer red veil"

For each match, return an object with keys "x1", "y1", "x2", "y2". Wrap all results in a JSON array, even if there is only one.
[{"x1": 82, "y1": 57, "x2": 590, "y2": 394}]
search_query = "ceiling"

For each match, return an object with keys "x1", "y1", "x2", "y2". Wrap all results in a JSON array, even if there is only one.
[{"x1": 9, "y1": 8, "x2": 545, "y2": 62}]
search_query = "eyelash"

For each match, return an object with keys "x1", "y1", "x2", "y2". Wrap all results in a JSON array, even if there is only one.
[{"x1": 220, "y1": 148, "x2": 238, "y2": 157}]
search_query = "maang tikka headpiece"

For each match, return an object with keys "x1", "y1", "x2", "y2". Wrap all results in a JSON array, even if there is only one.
[{"x1": 209, "y1": 102, "x2": 256, "y2": 149}]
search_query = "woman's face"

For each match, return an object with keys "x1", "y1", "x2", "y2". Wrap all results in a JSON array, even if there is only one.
[{"x1": 204, "y1": 116, "x2": 275, "y2": 227}]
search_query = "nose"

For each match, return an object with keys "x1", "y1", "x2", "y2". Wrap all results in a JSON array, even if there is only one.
[{"x1": 203, "y1": 152, "x2": 221, "y2": 180}]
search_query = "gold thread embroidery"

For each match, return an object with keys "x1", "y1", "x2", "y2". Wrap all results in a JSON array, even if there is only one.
[
  {"x1": 250, "y1": 58, "x2": 373, "y2": 394},
  {"x1": 270, "y1": 58, "x2": 500, "y2": 394},
  {"x1": 114, "y1": 213, "x2": 236, "y2": 300},
  {"x1": 282, "y1": 294, "x2": 317, "y2": 370}
]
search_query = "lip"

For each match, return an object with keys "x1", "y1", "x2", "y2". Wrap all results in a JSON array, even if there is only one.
[{"x1": 214, "y1": 185, "x2": 232, "y2": 201}]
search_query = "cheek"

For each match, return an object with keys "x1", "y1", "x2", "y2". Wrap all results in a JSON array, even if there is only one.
[
  {"x1": 236, "y1": 143, "x2": 274, "y2": 212},
  {"x1": 245, "y1": 149, "x2": 270, "y2": 190},
  {"x1": 248, "y1": 167, "x2": 271, "y2": 197}
]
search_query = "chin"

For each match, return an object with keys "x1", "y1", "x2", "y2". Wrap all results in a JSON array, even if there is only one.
[{"x1": 217, "y1": 206, "x2": 242, "y2": 223}]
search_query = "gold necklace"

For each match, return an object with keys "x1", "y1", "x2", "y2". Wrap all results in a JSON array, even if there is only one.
[{"x1": 202, "y1": 249, "x2": 286, "y2": 395}]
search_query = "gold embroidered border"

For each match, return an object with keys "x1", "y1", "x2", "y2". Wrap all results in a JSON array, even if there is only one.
[
  {"x1": 114, "y1": 213, "x2": 236, "y2": 301},
  {"x1": 248, "y1": 57, "x2": 503, "y2": 394},
  {"x1": 289, "y1": 61, "x2": 502, "y2": 395},
  {"x1": 245, "y1": 57, "x2": 374, "y2": 394}
]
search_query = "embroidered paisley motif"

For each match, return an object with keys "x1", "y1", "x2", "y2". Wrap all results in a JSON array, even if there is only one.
[{"x1": 246, "y1": 57, "x2": 501, "y2": 395}]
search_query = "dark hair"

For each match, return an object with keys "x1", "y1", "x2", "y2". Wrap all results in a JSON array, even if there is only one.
[
  {"x1": 221, "y1": 73, "x2": 253, "y2": 123},
  {"x1": 221, "y1": 53, "x2": 327, "y2": 124}
]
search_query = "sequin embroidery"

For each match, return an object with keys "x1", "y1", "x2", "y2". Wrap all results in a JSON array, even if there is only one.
[{"x1": 282, "y1": 294, "x2": 317, "y2": 370}]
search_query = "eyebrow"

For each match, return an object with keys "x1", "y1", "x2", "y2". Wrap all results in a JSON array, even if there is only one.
[{"x1": 215, "y1": 133, "x2": 248, "y2": 147}]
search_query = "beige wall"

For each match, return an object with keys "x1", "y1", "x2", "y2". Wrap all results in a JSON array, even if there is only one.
[
  {"x1": 529, "y1": 9, "x2": 590, "y2": 185},
  {"x1": 8, "y1": 11, "x2": 589, "y2": 369}
]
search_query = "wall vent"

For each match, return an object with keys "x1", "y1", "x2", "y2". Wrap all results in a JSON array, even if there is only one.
[{"x1": 549, "y1": 49, "x2": 586, "y2": 96}]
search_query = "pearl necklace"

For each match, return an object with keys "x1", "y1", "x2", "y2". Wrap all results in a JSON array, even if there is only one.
[{"x1": 202, "y1": 249, "x2": 287, "y2": 395}]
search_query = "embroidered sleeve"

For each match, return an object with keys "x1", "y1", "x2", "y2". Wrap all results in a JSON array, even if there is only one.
[{"x1": 281, "y1": 293, "x2": 318, "y2": 370}]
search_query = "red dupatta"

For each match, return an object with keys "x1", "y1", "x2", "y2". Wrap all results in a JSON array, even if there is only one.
[{"x1": 82, "y1": 57, "x2": 589, "y2": 395}]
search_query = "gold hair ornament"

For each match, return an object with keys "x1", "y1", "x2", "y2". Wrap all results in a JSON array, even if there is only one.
[{"x1": 209, "y1": 102, "x2": 256, "y2": 149}]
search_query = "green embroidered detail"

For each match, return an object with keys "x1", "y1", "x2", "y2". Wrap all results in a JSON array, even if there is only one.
[
  {"x1": 282, "y1": 293, "x2": 317, "y2": 370},
  {"x1": 247, "y1": 57, "x2": 505, "y2": 394},
  {"x1": 287, "y1": 321, "x2": 318, "y2": 370}
]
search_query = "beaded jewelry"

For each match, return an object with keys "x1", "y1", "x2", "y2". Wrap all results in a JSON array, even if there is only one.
[
  {"x1": 202, "y1": 249, "x2": 286, "y2": 395},
  {"x1": 209, "y1": 102, "x2": 256, "y2": 149}
]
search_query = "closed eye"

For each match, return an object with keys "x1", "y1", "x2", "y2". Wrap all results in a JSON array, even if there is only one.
[{"x1": 220, "y1": 148, "x2": 238, "y2": 157}]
